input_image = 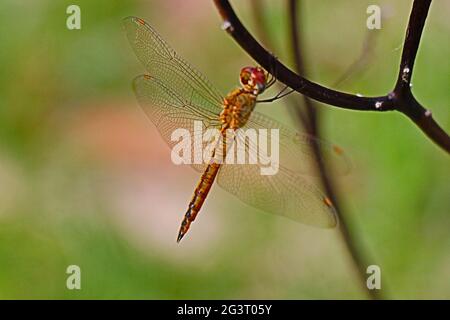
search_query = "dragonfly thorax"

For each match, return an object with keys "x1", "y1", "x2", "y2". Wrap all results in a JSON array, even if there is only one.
[{"x1": 221, "y1": 88, "x2": 257, "y2": 129}]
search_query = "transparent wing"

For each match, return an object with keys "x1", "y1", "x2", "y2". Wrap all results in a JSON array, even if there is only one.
[
  {"x1": 124, "y1": 16, "x2": 225, "y2": 173},
  {"x1": 123, "y1": 16, "x2": 224, "y2": 113},
  {"x1": 217, "y1": 111, "x2": 345, "y2": 228},
  {"x1": 133, "y1": 75, "x2": 221, "y2": 173},
  {"x1": 243, "y1": 111, "x2": 351, "y2": 176},
  {"x1": 218, "y1": 164, "x2": 337, "y2": 227}
]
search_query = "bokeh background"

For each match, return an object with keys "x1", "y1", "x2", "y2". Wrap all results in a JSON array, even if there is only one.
[{"x1": 0, "y1": 0, "x2": 448, "y2": 299}]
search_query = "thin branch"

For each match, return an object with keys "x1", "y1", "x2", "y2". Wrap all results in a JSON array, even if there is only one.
[
  {"x1": 288, "y1": 0, "x2": 384, "y2": 300},
  {"x1": 394, "y1": 0, "x2": 429, "y2": 95},
  {"x1": 249, "y1": 0, "x2": 312, "y2": 131},
  {"x1": 251, "y1": 0, "x2": 385, "y2": 299},
  {"x1": 391, "y1": 0, "x2": 450, "y2": 152},
  {"x1": 288, "y1": 0, "x2": 317, "y2": 133},
  {"x1": 333, "y1": 27, "x2": 378, "y2": 88},
  {"x1": 215, "y1": 0, "x2": 391, "y2": 111},
  {"x1": 213, "y1": 0, "x2": 450, "y2": 154}
]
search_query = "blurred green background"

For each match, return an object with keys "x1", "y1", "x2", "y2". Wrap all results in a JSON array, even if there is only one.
[{"x1": 0, "y1": 0, "x2": 448, "y2": 299}]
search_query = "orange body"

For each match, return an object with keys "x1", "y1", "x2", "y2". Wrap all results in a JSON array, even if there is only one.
[{"x1": 177, "y1": 88, "x2": 258, "y2": 242}]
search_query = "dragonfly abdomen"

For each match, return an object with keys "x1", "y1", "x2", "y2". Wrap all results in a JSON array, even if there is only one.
[{"x1": 177, "y1": 163, "x2": 221, "y2": 242}]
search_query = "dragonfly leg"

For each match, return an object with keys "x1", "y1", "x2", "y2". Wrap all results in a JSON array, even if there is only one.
[
  {"x1": 257, "y1": 86, "x2": 295, "y2": 103},
  {"x1": 260, "y1": 55, "x2": 294, "y2": 100},
  {"x1": 267, "y1": 54, "x2": 281, "y2": 88},
  {"x1": 265, "y1": 74, "x2": 277, "y2": 89}
]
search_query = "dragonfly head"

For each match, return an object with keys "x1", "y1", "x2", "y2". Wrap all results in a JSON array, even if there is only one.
[{"x1": 240, "y1": 66, "x2": 267, "y2": 95}]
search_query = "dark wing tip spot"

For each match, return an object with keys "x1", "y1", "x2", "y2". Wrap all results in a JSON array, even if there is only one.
[
  {"x1": 323, "y1": 196, "x2": 338, "y2": 228},
  {"x1": 332, "y1": 145, "x2": 344, "y2": 156},
  {"x1": 323, "y1": 196, "x2": 333, "y2": 208},
  {"x1": 136, "y1": 17, "x2": 146, "y2": 25}
]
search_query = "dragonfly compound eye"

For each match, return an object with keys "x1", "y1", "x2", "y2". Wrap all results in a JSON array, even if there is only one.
[
  {"x1": 251, "y1": 67, "x2": 266, "y2": 94},
  {"x1": 239, "y1": 67, "x2": 253, "y2": 87},
  {"x1": 240, "y1": 66, "x2": 266, "y2": 94}
]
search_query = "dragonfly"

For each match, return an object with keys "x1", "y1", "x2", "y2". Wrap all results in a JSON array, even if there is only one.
[{"x1": 123, "y1": 16, "x2": 349, "y2": 242}]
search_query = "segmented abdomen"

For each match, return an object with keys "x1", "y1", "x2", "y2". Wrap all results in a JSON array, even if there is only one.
[{"x1": 177, "y1": 162, "x2": 221, "y2": 242}]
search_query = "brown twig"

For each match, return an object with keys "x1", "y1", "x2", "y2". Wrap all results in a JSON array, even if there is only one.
[
  {"x1": 251, "y1": 0, "x2": 384, "y2": 299},
  {"x1": 213, "y1": 0, "x2": 450, "y2": 154},
  {"x1": 333, "y1": 26, "x2": 378, "y2": 88},
  {"x1": 290, "y1": 0, "x2": 384, "y2": 300},
  {"x1": 249, "y1": 0, "x2": 313, "y2": 130}
]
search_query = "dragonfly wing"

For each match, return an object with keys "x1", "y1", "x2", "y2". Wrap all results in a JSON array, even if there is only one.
[
  {"x1": 216, "y1": 110, "x2": 347, "y2": 228},
  {"x1": 123, "y1": 16, "x2": 224, "y2": 113},
  {"x1": 242, "y1": 111, "x2": 351, "y2": 176},
  {"x1": 125, "y1": 16, "x2": 226, "y2": 174},
  {"x1": 133, "y1": 75, "x2": 221, "y2": 173},
  {"x1": 217, "y1": 164, "x2": 337, "y2": 227}
]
